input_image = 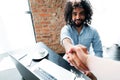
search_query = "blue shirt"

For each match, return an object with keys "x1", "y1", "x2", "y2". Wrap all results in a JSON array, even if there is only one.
[{"x1": 60, "y1": 24, "x2": 103, "y2": 57}]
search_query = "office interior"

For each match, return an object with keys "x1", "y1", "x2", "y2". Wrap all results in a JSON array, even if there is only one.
[{"x1": 0, "y1": 0, "x2": 120, "y2": 80}]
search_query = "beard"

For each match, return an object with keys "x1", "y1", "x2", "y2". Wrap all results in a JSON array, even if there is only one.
[{"x1": 71, "y1": 19, "x2": 85, "y2": 28}]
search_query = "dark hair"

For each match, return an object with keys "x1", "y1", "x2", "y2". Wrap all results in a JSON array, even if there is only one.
[{"x1": 64, "y1": 0, "x2": 93, "y2": 25}]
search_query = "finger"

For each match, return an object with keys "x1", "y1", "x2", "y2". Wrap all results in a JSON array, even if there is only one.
[
  {"x1": 67, "y1": 53, "x2": 77, "y2": 66},
  {"x1": 68, "y1": 59, "x2": 76, "y2": 66},
  {"x1": 77, "y1": 45, "x2": 88, "y2": 54},
  {"x1": 85, "y1": 71, "x2": 97, "y2": 80}
]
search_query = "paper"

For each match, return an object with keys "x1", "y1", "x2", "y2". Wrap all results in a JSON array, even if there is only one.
[{"x1": 0, "y1": 56, "x2": 16, "y2": 71}]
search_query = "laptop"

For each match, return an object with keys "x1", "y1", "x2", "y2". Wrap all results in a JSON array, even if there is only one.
[{"x1": 10, "y1": 53, "x2": 91, "y2": 80}]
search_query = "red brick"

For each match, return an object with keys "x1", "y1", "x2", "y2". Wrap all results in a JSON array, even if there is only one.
[{"x1": 30, "y1": 0, "x2": 66, "y2": 54}]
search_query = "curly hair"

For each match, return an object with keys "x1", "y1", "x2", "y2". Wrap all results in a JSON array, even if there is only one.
[{"x1": 64, "y1": 0, "x2": 93, "y2": 26}]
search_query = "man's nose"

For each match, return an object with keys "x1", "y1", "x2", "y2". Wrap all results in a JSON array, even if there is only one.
[{"x1": 76, "y1": 14, "x2": 80, "y2": 19}]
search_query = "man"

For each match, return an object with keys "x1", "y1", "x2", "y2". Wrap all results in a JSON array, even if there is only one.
[{"x1": 60, "y1": 0, "x2": 103, "y2": 57}]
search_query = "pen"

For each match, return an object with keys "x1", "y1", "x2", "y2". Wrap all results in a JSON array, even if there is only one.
[{"x1": 18, "y1": 54, "x2": 27, "y2": 60}]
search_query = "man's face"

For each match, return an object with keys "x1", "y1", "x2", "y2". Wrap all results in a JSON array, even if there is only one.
[{"x1": 72, "y1": 7, "x2": 85, "y2": 27}]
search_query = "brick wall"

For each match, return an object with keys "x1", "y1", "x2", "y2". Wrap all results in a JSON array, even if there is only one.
[{"x1": 29, "y1": 0, "x2": 67, "y2": 54}]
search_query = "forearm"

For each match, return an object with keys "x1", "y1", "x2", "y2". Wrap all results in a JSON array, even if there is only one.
[
  {"x1": 86, "y1": 56, "x2": 120, "y2": 80},
  {"x1": 62, "y1": 38, "x2": 73, "y2": 53}
]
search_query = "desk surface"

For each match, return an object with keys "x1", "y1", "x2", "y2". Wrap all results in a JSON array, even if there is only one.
[
  {"x1": 0, "y1": 68, "x2": 23, "y2": 80},
  {"x1": 0, "y1": 42, "x2": 88, "y2": 80}
]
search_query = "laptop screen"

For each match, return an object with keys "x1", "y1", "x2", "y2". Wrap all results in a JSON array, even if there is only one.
[{"x1": 9, "y1": 54, "x2": 40, "y2": 80}]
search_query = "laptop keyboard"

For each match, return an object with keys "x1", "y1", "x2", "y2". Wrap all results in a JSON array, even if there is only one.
[{"x1": 33, "y1": 67, "x2": 57, "y2": 80}]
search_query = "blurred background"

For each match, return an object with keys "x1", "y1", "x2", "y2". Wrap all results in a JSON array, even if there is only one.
[{"x1": 0, "y1": 0, "x2": 120, "y2": 55}]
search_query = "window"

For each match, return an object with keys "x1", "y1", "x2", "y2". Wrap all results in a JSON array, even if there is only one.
[
  {"x1": 0, "y1": 0, "x2": 36, "y2": 54},
  {"x1": 90, "y1": 0, "x2": 120, "y2": 47}
]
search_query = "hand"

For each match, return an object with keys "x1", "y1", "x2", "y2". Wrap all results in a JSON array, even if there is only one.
[
  {"x1": 66, "y1": 45, "x2": 89, "y2": 72},
  {"x1": 66, "y1": 51, "x2": 89, "y2": 72},
  {"x1": 67, "y1": 45, "x2": 97, "y2": 80},
  {"x1": 72, "y1": 45, "x2": 88, "y2": 65}
]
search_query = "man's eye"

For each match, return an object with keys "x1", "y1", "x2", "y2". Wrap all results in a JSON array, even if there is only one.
[
  {"x1": 72, "y1": 13, "x2": 77, "y2": 16},
  {"x1": 80, "y1": 12, "x2": 85, "y2": 15}
]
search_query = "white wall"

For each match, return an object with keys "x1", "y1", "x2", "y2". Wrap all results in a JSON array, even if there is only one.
[
  {"x1": 90, "y1": 0, "x2": 120, "y2": 47},
  {"x1": 0, "y1": 0, "x2": 36, "y2": 54}
]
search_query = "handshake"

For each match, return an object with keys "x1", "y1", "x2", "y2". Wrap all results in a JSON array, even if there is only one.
[{"x1": 66, "y1": 45, "x2": 97, "y2": 80}]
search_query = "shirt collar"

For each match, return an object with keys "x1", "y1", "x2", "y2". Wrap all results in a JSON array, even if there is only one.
[
  {"x1": 72, "y1": 25, "x2": 86, "y2": 35},
  {"x1": 80, "y1": 25, "x2": 85, "y2": 35}
]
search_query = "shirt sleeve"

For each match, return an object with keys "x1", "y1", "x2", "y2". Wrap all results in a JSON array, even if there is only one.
[
  {"x1": 87, "y1": 55, "x2": 120, "y2": 80},
  {"x1": 60, "y1": 25, "x2": 74, "y2": 45},
  {"x1": 92, "y1": 29, "x2": 103, "y2": 57}
]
